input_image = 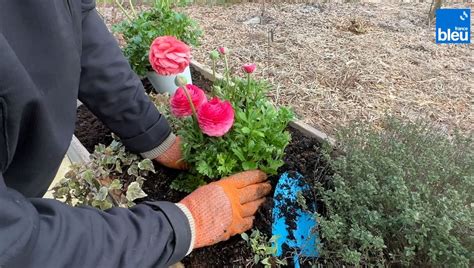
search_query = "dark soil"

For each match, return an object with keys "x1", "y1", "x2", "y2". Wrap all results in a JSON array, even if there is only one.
[
  {"x1": 75, "y1": 105, "x2": 113, "y2": 152},
  {"x1": 74, "y1": 68, "x2": 328, "y2": 267}
]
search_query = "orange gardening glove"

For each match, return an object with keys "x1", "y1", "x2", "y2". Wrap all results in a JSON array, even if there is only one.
[
  {"x1": 154, "y1": 136, "x2": 188, "y2": 170},
  {"x1": 179, "y1": 170, "x2": 271, "y2": 248}
]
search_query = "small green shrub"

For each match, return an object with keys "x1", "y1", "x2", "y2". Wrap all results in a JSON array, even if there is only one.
[
  {"x1": 316, "y1": 118, "x2": 473, "y2": 266},
  {"x1": 113, "y1": 3, "x2": 202, "y2": 76},
  {"x1": 52, "y1": 138, "x2": 154, "y2": 210}
]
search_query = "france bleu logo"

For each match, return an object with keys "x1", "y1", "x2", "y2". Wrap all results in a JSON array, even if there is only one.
[{"x1": 436, "y1": 8, "x2": 471, "y2": 44}]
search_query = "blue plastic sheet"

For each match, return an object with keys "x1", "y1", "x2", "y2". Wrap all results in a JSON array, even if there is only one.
[{"x1": 271, "y1": 172, "x2": 319, "y2": 267}]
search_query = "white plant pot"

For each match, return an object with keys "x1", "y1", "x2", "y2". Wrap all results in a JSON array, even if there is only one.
[{"x1": 146, "y1": 66, "x2": 193, "y2": 95}]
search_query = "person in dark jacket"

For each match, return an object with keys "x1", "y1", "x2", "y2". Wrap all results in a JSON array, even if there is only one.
[{"x1": 0, "y1": 0, "x2": 271, "y2": 267}]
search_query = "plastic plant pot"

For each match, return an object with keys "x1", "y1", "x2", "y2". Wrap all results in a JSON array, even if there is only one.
[{"x1": 146, "y1": 66, "x2": 193, "y2": 95}]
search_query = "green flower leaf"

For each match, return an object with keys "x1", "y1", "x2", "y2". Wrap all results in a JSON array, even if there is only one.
[
  {"x1": 241, "y1": 127, "x2": 251, "y2": 134},
  {"x1": 231, "y1": 147, "x2": 246, "y2": 161},
  {"x1": 242, "y1": 161, "x2": 258, "y2": 170}
]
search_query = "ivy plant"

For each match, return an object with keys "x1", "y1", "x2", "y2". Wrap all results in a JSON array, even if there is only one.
[{"x1": 52, "y1": 138, "x2": 154, "y2": 210}]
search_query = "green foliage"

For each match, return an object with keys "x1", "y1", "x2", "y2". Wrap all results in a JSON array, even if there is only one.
[
  {"x1": 148, "y1": 60, "x2": 291, "y2": 193},
  {"x1": 167, "y1": 53, "x2": 293, "y2": 192},
  {"x1": 179, "y1": 76, "x2": 293, "y2": 182},
  {"x1": 316, "y1": 118, "x2": 474, "y2": 266},
  {"x1": 170, "y1": 173, "x2": 206, "y2": 193},
  {"x1": 241, "y1": 229, "x2": 287, "y2": 267},
  {"x1": 52, "y1": 139, "x2": 154, "y2": 209},
  {"x1": 113, "y1": 4, "x2": 202, "y2": 76}
]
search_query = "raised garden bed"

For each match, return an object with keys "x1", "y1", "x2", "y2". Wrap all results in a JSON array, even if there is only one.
[
  {"x1": 68, "y1": 59, "x2": 473, "y2": 267},
  {"x1": 72, "y1": 64, "x2": 331, "y2": 266}
]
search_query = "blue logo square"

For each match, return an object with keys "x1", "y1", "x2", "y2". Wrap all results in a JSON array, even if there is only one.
[{"x1": 436, "y1": 8, "x2": 471, "y2": 44}]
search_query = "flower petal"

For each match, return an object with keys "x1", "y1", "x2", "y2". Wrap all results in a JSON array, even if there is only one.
[{"x1": 149, "y1": 36, "x2": 191, "y2": 75}]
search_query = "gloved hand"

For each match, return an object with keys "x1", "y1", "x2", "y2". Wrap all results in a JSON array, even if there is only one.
[
  {"x1": 179, "y1": 170, "x2": 271, "y2": 248},
  {"x1": 154, "y1": 136, "x2": 188, "y2": 170}
]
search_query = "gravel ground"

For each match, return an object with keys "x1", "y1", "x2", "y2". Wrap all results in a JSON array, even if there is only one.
[{"x1": 98, "y1": 1, "x2": 473, "y2": 135}]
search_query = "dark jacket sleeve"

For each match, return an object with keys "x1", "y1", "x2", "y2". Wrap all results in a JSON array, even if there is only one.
[
  {"x1": 78, "y1": 1, "x2": 170, "y2": 153},
  {"x1": 0, "y1": 172, "x2": 191, "y2": 268}
]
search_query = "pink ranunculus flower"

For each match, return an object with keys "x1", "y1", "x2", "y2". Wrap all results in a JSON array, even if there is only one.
[
  {"x1": 149, "y1": 36, "x2": 191, "y2": 76},
  {"x1": 242, "y1": 63, "x2": 256, "y2": 74},
  {"x1": 170, "y1": 84, "x2": 207, "y2": 117},
  {"x1": 197, "y1": 97, "x2": 235, "y2": 137}
]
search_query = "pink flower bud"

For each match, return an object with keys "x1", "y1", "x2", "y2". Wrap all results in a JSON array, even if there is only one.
[
  {"x1": 242, "y1": 63, "x2": 256, "y2": 74},
  {"x1": 217, "y1": 47, "x2": 228, "y2": 55}
]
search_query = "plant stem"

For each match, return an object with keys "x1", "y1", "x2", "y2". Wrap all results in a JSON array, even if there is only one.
[
  {"x1": 212, "y1": 60, "x2": 216, "y2": 82},
  {"x1": 211, "y1": 60, "x2": 217, "y2": 96},
  {"x1": 128, "y1": 0, "x2": 137, "y2": 17},
  {"x1": 181, "y1": 85, "x2": 204, "y2": 140},
  {"x1": 115, "y1": 0, "x2": 133, "y2": 21},
  {"x1": 224, "y1": 58, "x2": 230, "y2": 84},
  {"x1": 181, "y1": 86, "x2": 198, "y2": 121},
  {"x1": 247, "y1": 73, "x2": 251, "y2": 105},
  {"x1": 223, "y1": 55, "x2": 231, "y2": 99},
  {"x1": 157, "y1": 0, "x2": 170, "y2": 11}
]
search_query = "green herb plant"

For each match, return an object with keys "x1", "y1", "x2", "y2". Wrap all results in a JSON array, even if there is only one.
[
  {"x1": 316, "y1": 118, "x2": 473, "y2": 266},
  {"x1": 113, "y1": 0, "x2": 202, "y2": 76},
  {"x1": 52, "y1": 138, "x2": 154, "y2": 210},
  {"x1": 241, "y1": 230, "x2": 288, "y2": 267},
  {"x1": 173, "y1": 51, "x2": 293, "y2": 191}
]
